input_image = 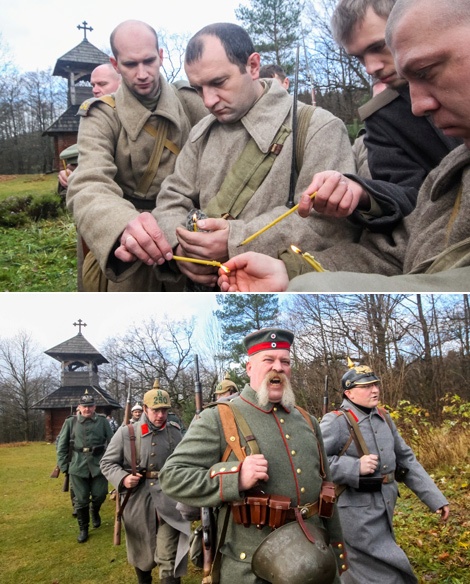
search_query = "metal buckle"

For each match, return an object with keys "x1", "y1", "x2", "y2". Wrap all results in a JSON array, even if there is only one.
[
  {"x1": 300, "y1": 505, "x2": 309, "y2": 518},
  {"x1": 82, "y1": 447, "x2": 91, "y2": 453}
]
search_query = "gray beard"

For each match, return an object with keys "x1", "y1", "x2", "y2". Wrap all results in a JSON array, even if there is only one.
[{"x1": 256, "y1": 373, "x2": 296, "y2": 409}]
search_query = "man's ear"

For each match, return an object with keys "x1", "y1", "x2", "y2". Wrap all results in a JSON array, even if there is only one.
[
  {"x1": 246, "y1": 52, "x2": 261, "y2": 79},
  {"x1": 110, "y1": 57, "x2": 119, "y2": 74}
]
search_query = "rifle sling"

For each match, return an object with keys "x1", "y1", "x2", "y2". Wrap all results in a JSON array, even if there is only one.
[{"x1": 137, "y1": 119, "x2": 177, "y2": 196}]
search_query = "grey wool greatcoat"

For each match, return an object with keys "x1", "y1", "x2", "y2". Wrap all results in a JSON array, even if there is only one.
[
  {"x1": 320, "y1": 400, "x2": 448, "y2": 584},
  {"x1": 286, "y1": 144, "x2": 470, "y2": 292},
  {"x1": 66, "y1": 77, "x2": 207, "y2": 291},
  {"x1": 159, "y1": 385, "x2": 347, "y2": 584},
  {"x1": 151, "y1": 79, "x2": 357, "y2": 287},
  {"x1": 100, "y1": 415, "x2": 190, "y2": 576}
]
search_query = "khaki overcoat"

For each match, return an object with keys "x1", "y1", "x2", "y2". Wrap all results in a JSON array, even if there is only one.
[
  {"x1": 287, "y1": 144, "x2": 470, "y2": 291},
  {"x1": 67, "y1": 77, "x2": 206, "y2": 291}
]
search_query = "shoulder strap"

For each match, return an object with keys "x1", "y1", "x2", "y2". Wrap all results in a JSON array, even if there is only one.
[
  {"x1": 339, "y1": 409, "x2": 370, "y2": 457},
  {"x1": 204, "y1": 124, "x2": 291, "y2": 219},
  {"x1": 295, "y1": 104, "x2": 315, "y2": 174},
  {"x1": 78, "y1": 94, "x2": 116, "y2": 117},
  {"x1": 217, "y1": 402, "x2": 260, "y2": 462},
  {"x1": 295, "y1": 405, "x2": 328, "y2": 479}
]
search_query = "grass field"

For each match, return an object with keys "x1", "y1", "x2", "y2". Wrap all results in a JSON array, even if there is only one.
[
  {"x1": 0, "y1": 174, "x2": 77, "y2": 291},
  {"x1": 0, "y1": 442, "x2": 468, "y2": 584}
]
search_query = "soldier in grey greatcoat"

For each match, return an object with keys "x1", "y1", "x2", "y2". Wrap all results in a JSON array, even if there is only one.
[
  {"x1": 320, "y1": 364, "x2": 449, "y2": 584},
  {"x1": 56, "y1": 391, "x2": 113, "y2": 543},
  {"x1": 160, "y1": 328, "x2": 348, "y2": 584},
  {"x1": 100, "y1": 387, "x2": 190, "y2": 584}
]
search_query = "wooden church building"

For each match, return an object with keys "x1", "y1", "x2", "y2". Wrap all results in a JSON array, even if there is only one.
[
  {"x1": 43, "y1": 21, "x2": 110, "y2": 171},
  {"x1": 33, "y1": 319, "x2": 121, "y2": 442}
]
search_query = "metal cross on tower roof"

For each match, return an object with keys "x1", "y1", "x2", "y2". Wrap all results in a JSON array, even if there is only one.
[
  {"x1": 73, "y1": 319, "x2": 87, "y2": 334},
  {"x1": 77, "y1": 21, "x2": 93, "y2": 40}
]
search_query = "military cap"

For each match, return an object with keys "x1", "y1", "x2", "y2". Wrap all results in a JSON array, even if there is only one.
[
  {"x1": 215, "y1": 372, "x2": 238, "y2": 394},
  {"x1": 131, "y1": 403, "x2": 143, "y2": 412},
  {"x1": 143, "y1": 379, "x2": 172, "y2": 409},
  {"x1": 59, "y1": 143, "x2": 79, "y2": 165},
  {"x1": 243, "y1": 328, "x2": 294, "y2": 356},
  {"x1": 79, "y1": 389, "x2": 95, "y2": 405},
  {"x1": 342, "y1": 363, "x2": 380, "y2": 390}
]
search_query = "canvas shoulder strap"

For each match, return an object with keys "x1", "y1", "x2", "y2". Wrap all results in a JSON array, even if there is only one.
[
  {"x1": 217, "y1": 402, "x2": 260, "y2": 462},
  {"x1": 339, "y1": 409, "x2": 370, "y2": 457}
]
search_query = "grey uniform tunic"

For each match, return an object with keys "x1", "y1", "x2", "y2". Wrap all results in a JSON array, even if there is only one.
[
  {"x1": 320, "y1": 399, "x2": 448, "y2": 584},
  {"x1": 100, "y1": 415, "x2": 190, "y2": 577}
]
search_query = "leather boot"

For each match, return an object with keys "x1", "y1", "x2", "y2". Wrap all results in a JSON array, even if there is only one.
[
  {"x1": 135, "y1": 567, "x2": 152, "y2": 584},
  {"x1": 91, "y1": 504, "x2": 101, "y2": 528},
  {"x1": 160, "y1": 578, "x2": 180, "y2": 584},
  {"x1": 76, "y1": 507, "x2": 89, "y2": 543}
]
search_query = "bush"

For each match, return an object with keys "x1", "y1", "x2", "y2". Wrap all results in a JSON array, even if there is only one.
[{"x1": 0, "y1": 193, "x2": 63, "y2": 226}]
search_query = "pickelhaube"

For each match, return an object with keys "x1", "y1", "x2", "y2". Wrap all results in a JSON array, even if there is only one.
[
  {"x1": 252, "y1": 521, "x2": 337, "y2": 584},
  {"x1": 342, "y1": 358, "x2": 380, "y2": 391},
  {"x1": 143, "y1": 379, "x2": 172, "y2": 409},
  {"x1": 79, "y1": 389, "x2": 95, "y2": 405},
  {"x1": 243, "y1": 328, "x2": 294, "y2": 356},
  {"x1": 215, "y1": 372, "x2": 238, "y2": 394}
]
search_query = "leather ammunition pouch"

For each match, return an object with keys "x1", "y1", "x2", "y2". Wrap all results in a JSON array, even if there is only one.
[
  {"x1": 394, "y1": 465, "x2": 409, "y2": 482},
  {"x1": 318, "y1": 481, "x2": 336, "y2": 518},
  {"x1": 231, "y1": 493, "x2": 321, "y2": 529},
  {"x1": 354, "y1": 476, "x2": 383, "y2": 492}
]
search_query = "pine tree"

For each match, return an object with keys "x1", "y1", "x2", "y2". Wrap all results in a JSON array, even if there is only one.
[
  {"x1": 235, "y1": 0, "x2": 303, "y2": 74},
  {"x1": 214, "y1": 294, "x2": 280, "y2": 362}
]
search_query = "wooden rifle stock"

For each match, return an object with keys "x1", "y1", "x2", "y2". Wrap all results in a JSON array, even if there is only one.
[
  {"x1": 62, "y1": 473, "x2": 70, "y2": 492},
  {"x1": 50, "y1": 465, "x2": 60, "y2": 479},
  {"x1": 113, "y1": 385, "x2": 132, "y2": 545},
  {"x1": 194, "y1": 355, "x2": 215, "y2": 581}
]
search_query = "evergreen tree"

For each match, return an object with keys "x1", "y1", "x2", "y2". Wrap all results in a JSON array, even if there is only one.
[
  {"x1": 214, "y1": 294, "x2": 280, "y2": 363},
  {"x1": 235, "y1": 0, "x2": 303, "y2": 74}
]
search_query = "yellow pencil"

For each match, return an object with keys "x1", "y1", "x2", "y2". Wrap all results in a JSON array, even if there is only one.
[
  {"x1": 172, "y1": 255, "x2": 230, "y2": 272},
  {"x1": 238, "y1": 192, "x2": 317, "y2": 247}
]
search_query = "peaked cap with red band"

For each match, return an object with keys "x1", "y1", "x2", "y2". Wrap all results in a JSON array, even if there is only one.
[{"x1": 243, "y1": 328, "x2": 294, "y2": 356}]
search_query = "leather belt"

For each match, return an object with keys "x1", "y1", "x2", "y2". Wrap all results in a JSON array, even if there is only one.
[
  {"x1": 145, "y1": 471, "x2": 159, "y2": 479},
  {"x1": 74, "y1": 446, "x2": 104, "y2": 454},
  {"x1": 286, "y1": 501, "x2": 319, "y2": 521},
  {"x1": 382, "y1": 471, "x2": 395, "y2": 484}
]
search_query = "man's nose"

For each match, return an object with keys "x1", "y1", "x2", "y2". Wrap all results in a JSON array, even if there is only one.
[
  {"x1": 202, "y1": 87, "x2": 220, "y2": 109},
  {"x1": 363, "y1": 54, "x2": 384, "y2": 77},
  {"x1": 136, "y1": 63, "x2": 148, "y2": 79},
  {"x1": 409, "y1": 83, "x2": 438, "y2": 117}
]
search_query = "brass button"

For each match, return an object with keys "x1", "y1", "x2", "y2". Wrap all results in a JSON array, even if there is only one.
[
  {"x1": 300, "y1": 487, "x2": 305, "y2": 493},
  {"x1": 285, "y1": 434, "x2": 290, "y2": 439},
  {"x1": 231, "y1": 466, "x2": 238, "y2": 472},
  {"x1": 240, "y1": 552, "x2": 246, "y2": 560},
  {"x1": 210, "y1": 471, "x2": 216, "y2": 478},
  {"x1": 220, "y1": 467, "x2": 226, "y2": 472},
  {"x1": 280, "y1": 418, "x2": 285, "y2": 423},
  {"x1": 297, "y1": 468, "x2": 302, "y2": 474},
  {"x1": 273, "y1": 407, "x2": 278, "y2": 412},
  {"x1": 150, "y1": 452, "x2": 155, "y2": 456},
  {"x1": 291, "y1": 450, "x2": 296, "y2": 456},
  {"x1": 340, "y1": 554, "x2": 344, "y2": 559},
  {"x1": 338, "y1": 544, "x2": 343, "y2": 549},
  {"x1": 230, "y1": 436, "x2": 236, "y2": 442},
  {"x1": 150, "y1": 482, "x2": 154, "y2": 486},
  {"x1": 342, "y1": 564, "x2": 347, "y2": 570}
]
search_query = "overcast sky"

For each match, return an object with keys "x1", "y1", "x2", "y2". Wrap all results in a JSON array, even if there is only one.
[
  {"x1": 0, "y1": 292, "x2": 227, "y2": 352},
  {"x1": 1, "y1": 0, "x2": 242, "y2": 72}
]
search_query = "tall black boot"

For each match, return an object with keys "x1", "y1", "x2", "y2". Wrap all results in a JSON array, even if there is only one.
[
  {"x1": 91, "y1": 504, "x2": 101, "y2": 528},
  {"x1": 76, "y1": 507, "x2": 89, "y2": 543},
  {"x1": 135, "y1": 567, "x2": 152, "y2": 584}
]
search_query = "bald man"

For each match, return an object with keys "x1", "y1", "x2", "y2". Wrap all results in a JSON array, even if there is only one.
[
  {"x1": 66, "y1": 20, "x2": 207, "y2": 292},
  {"x1": 90, "y1": 63, "x2": 121, "y2": 98}
]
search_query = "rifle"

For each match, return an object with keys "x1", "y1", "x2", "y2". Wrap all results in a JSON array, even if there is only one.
[
  {"x1": 286, "y1": 45, "x2": 300, "y2": 209},
  {"x1": 114, "y1": 385, "x2": 133, "y2": 546},
  {"x1": 194, "y1": 355, "x2": 216, "y2": 583},
  {"x1": 322, "y1": 375, "x2": 329, "y2": 417}
]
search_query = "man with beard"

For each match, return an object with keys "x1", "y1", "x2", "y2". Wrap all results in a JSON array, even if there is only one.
[
  {"x1": 100, "y1": 386, "x2": 190, "y2": 584},
  {"x1": 320, "y1": 363, "x2": 449, "y2": 583},
  {"x1": 160, "y1": 328, "x2": 347, "y2": 584}
]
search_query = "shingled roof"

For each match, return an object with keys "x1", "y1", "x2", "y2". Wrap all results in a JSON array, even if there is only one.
[
  {"x1": 45, "y1": 332, "x2": 109, "y2": 365},
  {"x1": 33, "y1": 385, "x2": 121, "y2": 410},
  {"x1": 53, "y1": 39, "x2": 110, "y2": 77},
  {"x1": 43, "y1": 105, "x2": 80, "y2": 135}
]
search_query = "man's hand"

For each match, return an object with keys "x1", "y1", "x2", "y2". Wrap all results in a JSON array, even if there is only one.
[
  {"x1": 436, "y1": 505, "x2": 450, "y2": 522},
  {"x1": 359, "y1": 453, "x2": 379, "y2": 475},
  {"x1": 173, "y1": 245, "x2": 219, "y2": 286},
  {"x1": 298, "y1": 171, "x2": 369, "y2": 218},
  {"x1": 239, "y1": 454, "x2": 269, "y2": 491},
  {"x1": 122, "y1": 473, "x2": 143, "y2": 489},
  {"x1": 176, "y1": 217, "x2": 230, "y2": 260},
  {"x1": 114, "y1": 212, "x2": 173, "y2": 265},
  {"x1": 218, "y1": 252, "x2": 289, "y2": 292}
]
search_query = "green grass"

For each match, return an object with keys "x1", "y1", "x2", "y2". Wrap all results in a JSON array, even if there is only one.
[
  {"x1": 0, "y1": 174, "x2": 78, "y2": 291},
  {"x1": 0, "y1": 442, "x2": 468, "y2": 584}
]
